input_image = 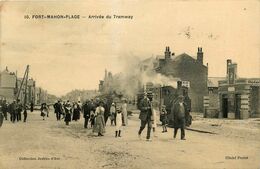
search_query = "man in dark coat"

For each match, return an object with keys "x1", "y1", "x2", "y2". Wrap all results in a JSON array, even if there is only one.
[
  {"x1": 17, "y1": 99, "x2": 23, "y2": 121},
  {"x1": 138, "y1": 92, "x2": 153, "y2": 141},
  {"x1": 30, "y1": 102, "x2": 34, "y2": 112},
  {"x1": 82, "y1": 100, "x2": 94, "y2": 128},
  {"x1": 23, "y1": 105, "x2": 28, "y2": 122},
  {"x1": 103, "y1": 99, "x2": 110, "y2": 125},
  {"x1": 53, "y1": 100, "x2": 62, "y2": 121},
  {"x1": 9, "y1": 100, "x2": 18, "y2": 123},
  {"x1": 1, "y1": 100, "x2": 8, "y2": 120},
  {"x1": 0, "y1": 105, "x2": 3, "y2": 127},
  {"x1": 171, "y1": 95, "x2": 186, "y2": 140}
]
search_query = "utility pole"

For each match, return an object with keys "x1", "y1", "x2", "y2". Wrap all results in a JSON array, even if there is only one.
[
  {"x1": 23, "y1": 65, "x2": 29, "y2": 107},
  {"x1": 16, "y1": 65, "x2": 29, "y2": 103}
]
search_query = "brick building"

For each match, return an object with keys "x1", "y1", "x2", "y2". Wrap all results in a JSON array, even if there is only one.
[
  {"x1": 154, "y1": 47, "x2": 208, "y2": 112},
  {"x1": 218, "y1": 60, "x2": 260, "y2": 119}
]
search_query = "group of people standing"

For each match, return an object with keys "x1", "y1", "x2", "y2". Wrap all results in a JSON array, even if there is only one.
[
  {"x1": 82, "y1": 98, "x2": 128, "y2": 137},
  {"x1": 53, "y1": 98, "x2": 128, "y2": 138},
  {"x1": 1, "y1": 93, "x2": 191, "y2": 142},
  {"x1": 53, "y1": 100, "x2": 82, "y2": 125},
  {"x1": 138, "y1": 92, "x2": 190, "y2": 141},
  {"x1": 0, "y1": 99, "x2": 34, "y2": 127}
]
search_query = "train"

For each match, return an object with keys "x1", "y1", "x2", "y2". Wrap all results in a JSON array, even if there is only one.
[{"x1": 137, "y1": 81, "x2": 192, "y2": 127}]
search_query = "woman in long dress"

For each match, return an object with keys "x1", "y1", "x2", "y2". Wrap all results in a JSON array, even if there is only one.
[
  {"x1": 72, "y1": 102, "x2": 81, "y2": 121},
  {"x1": 93, "y1": 102, "x2": 105, "y2": 136},
  {"x1": 40, "y1": 103, "x2": 49, "y2": 120},
  {"x1": 64, "y1": 101, "x2": 72, "y2": 125}
]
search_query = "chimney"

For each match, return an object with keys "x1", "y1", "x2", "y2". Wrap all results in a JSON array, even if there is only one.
[
  {"x1": 226, "y1": 59, "x2": 232, "y2": 75},
  {"x1": 227, "y1": 59, "x2": 238, "y2": 84},
  {"x1": 164, "y1": 46, "x2": 172, "y2": 60},
  {"x1": 197, "y1": 47, "x2": 203, "y2": 64}
]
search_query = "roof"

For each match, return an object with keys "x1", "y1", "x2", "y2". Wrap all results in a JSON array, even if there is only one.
[
  {"x1": 172, "y1": 53, "x2": 196, "y2": 62},
  {"x1": 208, "y1": 77, "x2": 226, "y2": 88}
]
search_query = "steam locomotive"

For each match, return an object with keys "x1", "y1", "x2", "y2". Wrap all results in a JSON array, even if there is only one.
[{"x1": 137, "y1": 81, "x2": 192, "y2": 127}]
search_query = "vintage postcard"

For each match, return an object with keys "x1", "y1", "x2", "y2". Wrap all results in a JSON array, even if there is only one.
[{"x1": 0, "y1": 0, "x2": 259, "y2": 169}]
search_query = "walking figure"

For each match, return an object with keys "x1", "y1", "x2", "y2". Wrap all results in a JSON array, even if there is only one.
[
  {"x1": 93, "y1": 102, "x2": 105, "y2": 136},
  {"x1": 110, "y1": 103, "x2": 116, "y2": 126},
  {"x1": 64, "y1": 100, "x2": 72, "y2": 126},
  {"x1": 160, "y1": 105, "x2": 168, "y2": 133},
  {"x1": 171, "y1": 95, "x2": 186, "y2": 140},
  {"x1": 138, "y1": 92, "x2": 153, "y2": 141},
  {"x1": 40, "y1": 103, "x2": 48, "y2": 120},
  {"x1": 115, "y1": 105, "x2": 123, "y2": 137}
]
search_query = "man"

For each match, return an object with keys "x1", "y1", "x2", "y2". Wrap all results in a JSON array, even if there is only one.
[
  {"x1": 53, "y1": 100, "x2": 62, "y2": 121},
  {"x1": 0, "y1": 104, "x2": 3, "y2": 127},
  {"x1": 138, "y1": 92, "x2": 153, "y2": 141},
  {"x1": 30, "y1": 102, "x2": 34, "y2": 112},
  {"x1": 82, "y1": 99, "x2": 94, "y2": 128},
  {"x1": 17, "y1": 99, "x2": 23, "y2": 121},
  {"x1": 103, "y1": 99, "x2": 110, "y2": 125},
  {"x1": 23, "y1": 105, "x2": 28, "y2": 122},
  {"x1": 1, "y1": 100, "x2": 8, "y2": 120},
  {"x1": 9, "y1": 100, "x2": 18, "y2": 123},
  {"x1": 172, "y1": 95, "x2": 186, "y2": 140}
]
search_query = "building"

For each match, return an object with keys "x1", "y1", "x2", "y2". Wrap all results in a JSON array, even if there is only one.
[
  {"x1": 204, "y1": 77, "x2": 226, "y2": 118},
  {"x1": 154, "y1": 47, "x2": 208, "y2": 112},
  {"x1": 218, "y1": 60, "x2": 260, "y2": 119},
  {"x1": 0, "y1": 66, "x2": 48, "y2": 105},
  {"x1": 0, "y1": 68, "x2": 17, "y2": 102},
  {"x1": 17, "y1": 78, "x2": 36, "y2": 104}
]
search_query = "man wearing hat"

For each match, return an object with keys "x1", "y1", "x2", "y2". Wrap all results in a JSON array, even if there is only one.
[
  {"x1": 171, "y1": 95, "x2": 186, "y2": 140},
  {"x1": 138, "y1": 92, "x2": 153, "y2": 141}
]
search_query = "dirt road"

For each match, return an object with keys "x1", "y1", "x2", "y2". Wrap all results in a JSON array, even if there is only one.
[{"x1": 0, "y1": 110, "x2": 259, "y2": 169}]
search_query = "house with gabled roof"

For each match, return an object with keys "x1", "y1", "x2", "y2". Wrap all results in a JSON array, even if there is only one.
[{"x1": 154, "y1": 46, "x2": 208, "y2": 112}]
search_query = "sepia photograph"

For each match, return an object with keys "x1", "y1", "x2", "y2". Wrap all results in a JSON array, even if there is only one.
[{"x1": 0, "y1": 0, "x2": 259, "y2": 169}]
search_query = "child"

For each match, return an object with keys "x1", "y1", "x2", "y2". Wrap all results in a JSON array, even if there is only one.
[
  {"x1": 115, "y1": 107, "x2": 123, "y2": 137},
  {"x1": 160, "y1": 105, "x2": 168, "y2": 133}
]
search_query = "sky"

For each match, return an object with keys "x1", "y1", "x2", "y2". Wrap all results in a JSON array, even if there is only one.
[{"x1": 0, "y1": 0, "x2": 259, "y2": 96}]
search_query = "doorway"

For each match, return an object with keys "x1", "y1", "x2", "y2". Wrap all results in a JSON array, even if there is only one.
[{"x1": 222, "y1": 95, "x2": 228, "y2": 118}]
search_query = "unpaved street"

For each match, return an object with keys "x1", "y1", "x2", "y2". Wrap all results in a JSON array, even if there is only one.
[{"x1": 0, "y1": 110, "x2": 259, "y2": 169}]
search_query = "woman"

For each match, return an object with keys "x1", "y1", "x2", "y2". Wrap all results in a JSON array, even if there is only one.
[
  {"x1": 93, "y1": 102, "x2": 105, "y2": 136},
  {"x1": 121, "y1": 100, "x2": 128, "y2": 126},
  {"x1": 72, "y1": 102, "x2": 81, "y2": 121},
  {"x1": 110, "y1": 103, "x2": 116, "y2": 126},
  {"x1": 40, "y1": 103, "x2": 49, "y2": 120},
  {"x1": 64, "y1": 100, "x2": 72, "y2": 125}
]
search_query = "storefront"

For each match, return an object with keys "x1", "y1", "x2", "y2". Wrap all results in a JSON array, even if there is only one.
[{"x1": 218, "y1": 60, "x2": 260, "y2": 119}]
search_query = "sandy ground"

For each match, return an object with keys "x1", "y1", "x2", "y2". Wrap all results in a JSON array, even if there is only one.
[{"x1": 0, "y1": 110, "x2": 260, "y2": 169}]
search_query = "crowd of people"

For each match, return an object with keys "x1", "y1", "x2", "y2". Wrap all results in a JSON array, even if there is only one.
[
  {"x1": 0, "y1": 99, "x2": 34, "y2": 127},
  {"x1": 0, "y1": 93, "x2": 191, "y2": 141},
  {"x1": 52, "y1": 98, "x2": 128, "y2": 137}
]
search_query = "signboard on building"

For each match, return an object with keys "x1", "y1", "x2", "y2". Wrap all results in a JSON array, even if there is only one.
[
  {"x1": 228, "y1": 87, "x2": 235, "y2": 92},
  {"x1": 182, "y1": 81, "x2": 190, "y2": 88}
]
